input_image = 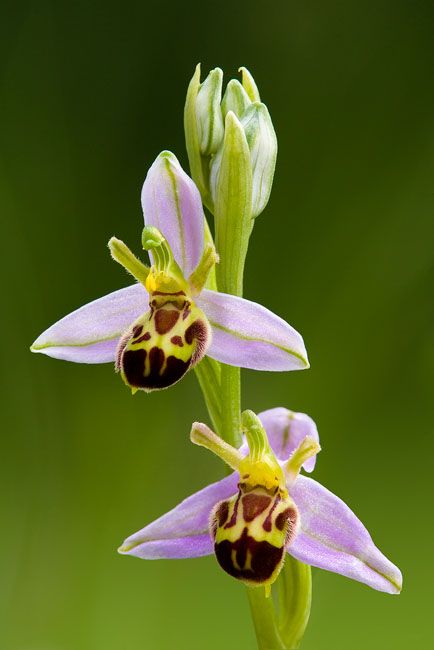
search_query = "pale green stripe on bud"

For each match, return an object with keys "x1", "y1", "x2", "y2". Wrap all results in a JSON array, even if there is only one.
[
  {"x1": 221, "y1": 79, "x2": 252, "y2": 119},
  {"x1": 196, "y1": 68, "x2": 224, "y2": 155},
  {"x1": 213, "y1": 111, "x2": 253, "y2": 296},
  {"x1": 240, "y1": 102, "x2": 277, "y2": 218}
]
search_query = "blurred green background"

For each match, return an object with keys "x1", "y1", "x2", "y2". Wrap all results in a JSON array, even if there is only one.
[{"x1": 1, "y1": 1, "x2": 433, "y2": 648}]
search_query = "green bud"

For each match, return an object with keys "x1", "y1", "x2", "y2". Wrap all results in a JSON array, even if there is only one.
[
  {"x1": 240, "y1": 102, "x2": 277, "y2": 218},
  {"x1": 239, "y1": 66, "x2": 261, "y2": 102},
  {"x1": 221, "y1": 79, "x2": 252, "y2": 119},
  {"x1": 210, "y1": 102, "x2": 277, "y2": 220},
  {"x1": 196, "y1": 68, "x2": 224, "y2": 155},
  {"x1": 184, "y1": 64, "x2": 214, "y2": 211},
  {"x1": 184, "y1": 65, "x2": 272, "y2": 217},
  {"x1": 212, "y1": 111, "x2": 253, "y2": 296}
]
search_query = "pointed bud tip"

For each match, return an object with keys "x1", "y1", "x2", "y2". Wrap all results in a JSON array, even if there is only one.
[
  {"x1": 208, "y1": 67, "x2": 223, "y2": 78},
  {"x1": 225, "y1": 110, "x2": 242, "y2": 127},
  {"x1": 238, "y1": 66, "x2": 261, "y2": 102}
]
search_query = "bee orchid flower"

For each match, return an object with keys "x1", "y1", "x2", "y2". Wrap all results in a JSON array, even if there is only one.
[
  {"x1": 31, "y1": 152, "x2": 308, "y2": 392},
  {"x1": 119, "y1": 407, "x2": 402, "y2": 596}
]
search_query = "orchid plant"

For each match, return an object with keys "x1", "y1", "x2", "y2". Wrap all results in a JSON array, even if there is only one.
[{"x1": 31, "y1": 65, "x2": 401, "y2": 649}]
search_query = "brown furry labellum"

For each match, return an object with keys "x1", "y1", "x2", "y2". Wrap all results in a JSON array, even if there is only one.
[
  {"x1": 116, "y1": 295, "x2": 211, "y2": 392},
  {"x1": 210, "y1": 484, "x2": 299, "y2": 587}
]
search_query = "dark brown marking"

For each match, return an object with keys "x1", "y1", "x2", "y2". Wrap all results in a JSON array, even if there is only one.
[
  {"x1": 122, "y1": 348, "x2": 147, "y2": 386},
  {"x1": 263, "y1": 496, "x2": 281, "y2": 533},
  {"x1": 155, "y1": 308, "x2": 180, "y2": 335},
  {"x1": 214, "y1": 527, "x2": 284, "y2": 585},
  {"x1": 132, "y1": 324, "x2": 143, "y2": 338},
  {"x1": 236, "y1": 527, "x2": 248, "y2": 568},
  {"x1": 163, "y1": 355, "x2": 189, "y2": 385},
  {"x1": 182, "y1": 309, "x2": 191, "y2": 321},
  {"x1": 152, "y1": 290, "x2": 186, "y2": 297},
  {"x1": 224, "y1": 492, "x2": 241, "y2": 529},
  {"x1": 185, "y1": 321, "x2": 202, "y2": 345},
  {"x1": 170, "y1": 335, "x2": 183, "y2": 347},
  {"x1": 277, "y1": 508, "x2": 298, "y2": 545},
  {"x1": 134, "y1": 331, "x2": 151, "y2": 344},
  {"x1": 185, "y1": 320, "x2": 209, "y2": 365},
  {"x1": 242, "y1": 494, "x2": 272, "y2": 522},
  {"x1": 275, "y1": 508, "x2": 292, "y2": 531},
  {"x1": 211, "y1": 500, "x2": 230, "y2": 539},
  {"x1": 122, "y1": 345, "x2": 190, "y2": 390},
  {"x1": 148, "y1": 346, "x2": 165, "y2": 375}
]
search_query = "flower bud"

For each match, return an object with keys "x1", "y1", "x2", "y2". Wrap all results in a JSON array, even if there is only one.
[
  {"x1": 240, "y1": 102, "x2": 277, "y2": 218},
  {"x1": 185, "y1": 65, "x2": 276, "y2": 216},
  {"x1": 239, "y1": 66, "x2": 261, "y2": 102},
  {"x1": 195, "y1": 68, "x2": 224, "y2": 155},
  {"x1": 221, "y1": 79, "x2": 252, "y2": 119},
  {"x1": 210, "y1": 102, "x2": 277, "y2": 219}
]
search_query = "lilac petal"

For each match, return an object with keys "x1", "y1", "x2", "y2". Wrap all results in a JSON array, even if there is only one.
[
  {"x1": 259, "y1": 407, "x2": 319, "y2": 470},
  {"x1": 31, "y1": 284, "x2": 148, "y2": 363},
  {"x1": 289, "y1": 475, "x2": 402, "y2": 594},
  {"x1": 197, "y1": 289, "x2": 309, "y2": 371},
  {"x1": 141, "y1": 151, "x2": 204, "y2": 277},
  {"x1": 119, "y1": 473, "x2": 239, "y2": 559}
]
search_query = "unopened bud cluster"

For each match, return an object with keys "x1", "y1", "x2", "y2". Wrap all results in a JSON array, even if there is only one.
[{"x1": 185, "y1": 66, "x2": 277, "y2": 219}]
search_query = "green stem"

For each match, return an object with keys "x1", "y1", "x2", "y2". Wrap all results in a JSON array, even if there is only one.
[
  {"x1": 247, "y1": 558, "x2": 312, "y2": 650},
  {"x1": 220, "y1": 364, "x2": 242, "y2": 448},
  {"x1": 277, "y1": 558, "x2": 312, "y2": 648},
  {"x1": 247, "y1": 588, "x2": 286, "y2": 650},
  {"x1": 194, "y1": 357, "x2": 222, "y2": 435}
]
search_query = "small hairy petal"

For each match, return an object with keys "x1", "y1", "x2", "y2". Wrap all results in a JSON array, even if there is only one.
[
  {"x1": 141, "y1": 151, "x2": 204, "y2": 277},
  {"x1": 197, "y1": 289, "x2": 309, "y2": 371},
  {"x1": 119, "y1": 473, "x2": 239, "y2": 560},
  {"x1": 31, "y1": 284, "x2": 148, "y2": 363},
  {"x1": 289, "y1": 476, "x2": 402, "y2": 594},
  {"x1": 259, "y1": 407, "x2": 320, "y2": 470}
]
